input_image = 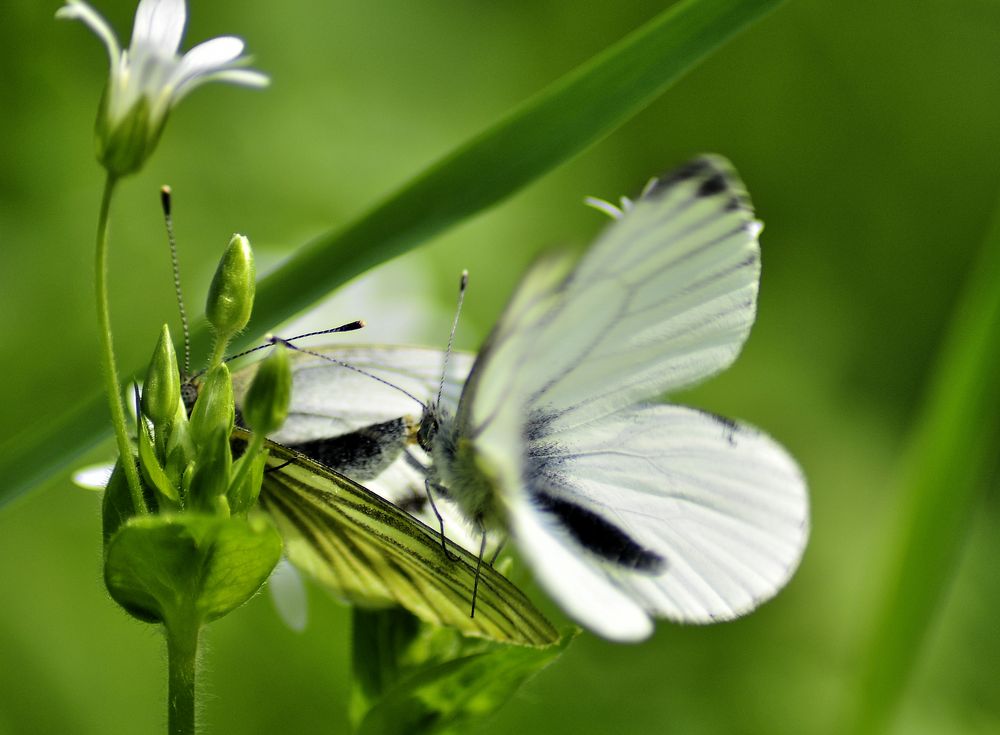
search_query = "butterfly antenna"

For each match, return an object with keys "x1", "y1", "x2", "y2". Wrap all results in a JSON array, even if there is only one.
[
  {"x1": 436, "y1": 270, "x2": 468, "y2": 409},
  {"x1": 160, "y1": 186, "x2": 191, "y2": 378},
  {"x1": 224, "y1": 321, "x2": 366, "y2": 362},
  {"x1": 272, "y1": 337, "x2": 427, "y2": 409},
  {"x1": 184, "y1": 320, "x2": 369, "y2": 388}
]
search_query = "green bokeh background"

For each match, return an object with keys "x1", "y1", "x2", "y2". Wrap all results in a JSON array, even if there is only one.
[{"x1": 2, "y1": 0, "x2": 999, "y2": 732}]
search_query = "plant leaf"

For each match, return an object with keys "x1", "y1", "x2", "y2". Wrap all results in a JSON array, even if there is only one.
[
  {"x1": 848, "y1": 190, "x2": 1000, "y2": 732},
  {"x1": 351, "y1": 607, "x2": 576, "y2": 735},
  {"x1": 104, "y1": 512, "x2": 282, "y2": 625}
]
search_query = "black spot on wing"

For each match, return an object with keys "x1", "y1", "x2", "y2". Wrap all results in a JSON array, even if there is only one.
[
  {"x1": 533, "y1": 490, "x2": 666, "y2": 573},
  {"x1": 524, "y1": 409, "x2": 560, "y2": 443},
  {"x1": 643, "y1": 157, "x2": 754, "y2": 215},
  {"x1": 692, "y1": 408, "x2": 741, "y2": 446},
  {"x1": 697, "y1": 173, "x2": 727, "y2": 198},
  {"x1": 289, "y1": 418, "x2": 409, "y2": 480},
  {"x1": 648, "y1": 158, "x2": 715, "y2": 195}
]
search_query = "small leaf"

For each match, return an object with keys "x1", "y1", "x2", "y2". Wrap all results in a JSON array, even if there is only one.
[
  {"x1": 351, "y1": 607, "x2": 576, "y2": 735},
  {"x1": 102, "y1": 458, "x2": 157, "y2": 546},
  {"x1": 104, "y1": 513, "x2": 282, "y2": 625},
  {"x1": 137, "y1": 414, "x2": 179, "y2": 505},
  {"x1": 351, "y1": 607, "x2": 423, "y2": 723}
]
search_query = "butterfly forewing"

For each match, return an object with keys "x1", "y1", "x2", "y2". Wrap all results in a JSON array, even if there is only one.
[
  {"x1": 468, "y1": 156, "x2": 761, "y2": 440},
  {"x1": 233, "y1": 346, "x2": 472, "y2": 447}
]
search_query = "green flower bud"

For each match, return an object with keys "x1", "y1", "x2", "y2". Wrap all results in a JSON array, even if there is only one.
[
  {"x1": 166, "y1": 416, "x2": 196, "y2": 486},
  {"x1": 142, "y1": 324, "x2": 181, "y2": 431},
  {"x1": 188, "y1": 427, "x2": 232, "y2": 513},
  {"x1": 228, "y1": 450, "x2": 267, "y2": 515},
  {"x1": 188, "y1": 364, "x2": 235, "y2": 450},
  {"x1": 207, "y1": 234, "x2": 255, "y2": 349},
  {"x1": 242, "y1": 344, "x2": 291, "y2": 435}
]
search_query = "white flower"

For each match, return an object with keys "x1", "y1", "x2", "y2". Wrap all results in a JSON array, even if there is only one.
[{"x1": 57, "y1": 0, "x2": 268, "y2": 175}]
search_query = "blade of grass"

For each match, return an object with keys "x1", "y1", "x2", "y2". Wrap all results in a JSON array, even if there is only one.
[
  {"x1": 849, "y1": 191, "x2": 1000, "y2": 733},
  {"x1": 1, "y1": 0, "x2": 786, "y2": 508}
]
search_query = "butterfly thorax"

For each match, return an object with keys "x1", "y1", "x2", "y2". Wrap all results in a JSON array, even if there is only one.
[{"x1": 419, "y1": 405, "x2": 502, "y2": 529}]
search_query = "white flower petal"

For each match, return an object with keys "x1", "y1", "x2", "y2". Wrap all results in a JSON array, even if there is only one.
[
  {"x1": 583, "y1": 196, "x2": 624, "y2": 220},
  {"x1": 72, "y1": 463, "x2": 114, "y2": 491},
  {"x1": 56, "y1": 0, "x2": 121, "y2": 68},
  {"x1": 171, "y1": 36, "x2": 245, "y2": 87},
  {"x1": 205, "y1": 68, "x2": 270, "y2": 87},
  {"x1": 268, "y1": 558, "x2": 309, "y2": 632},
  {"x1": 173, "y1": 67, "x2": 269, "y2": 103},
  {"x1": 131, "y1": 0, "x2": 186, "y2": 56}
]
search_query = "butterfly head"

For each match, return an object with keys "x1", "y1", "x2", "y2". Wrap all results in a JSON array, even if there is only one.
[
  {"x1": 181, "y1": 379, "x2": 199, "y2": 415},
  {"x1": 416, "y1": 405, "x2": 440, "y2": 453}
]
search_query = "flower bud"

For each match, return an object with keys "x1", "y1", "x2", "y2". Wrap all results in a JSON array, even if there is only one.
[
  {"x1": 141, "y1": 324, "x2": 181, "y2": 430},
  {"x1": 188, "y1": 364, "x2": 235, "y2": 450},
  {"x1": 242, "y1": 343, "x2": 291, "y2": 435},
  {"x1": 206, "y1": 234, "x2": 255, "y2": 347},
  {"x1": 188, "y1": 427, "x2": 233, "y2": 513}
]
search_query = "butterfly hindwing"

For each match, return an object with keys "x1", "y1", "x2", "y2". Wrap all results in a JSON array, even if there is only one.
[
  {"x1": 254, "y1": 437, "x2": 558, "y2": 647},
  {"x1": 514, "y1": 405, "x2": 808, "y2": 638}
]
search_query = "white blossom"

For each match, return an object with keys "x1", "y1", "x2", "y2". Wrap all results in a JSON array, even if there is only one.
[{"x1": 57, "y1": 0, "x2": 268, "y2": 175}]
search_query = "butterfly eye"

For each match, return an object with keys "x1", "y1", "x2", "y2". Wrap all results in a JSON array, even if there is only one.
[
  {"x1": 416, "y1": 410, "x2": 439, "y2": 452},
  {"x1": 181, "y1": 381, "x2": 199, "y2": 415}
]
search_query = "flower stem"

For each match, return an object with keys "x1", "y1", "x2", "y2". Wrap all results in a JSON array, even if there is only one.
[
  {"x1": 95, "y1": 173, "x2": 146, "y2": 513},
  {"x1": 209, "y1": 337, "x2": 227, "y2": 370},
  {"x1": 166, "y1": 617, "x2": 200, "y2": 735}
]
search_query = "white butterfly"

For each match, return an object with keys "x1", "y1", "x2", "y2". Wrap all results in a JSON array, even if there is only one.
[
  {"x1": 242, "y1": 156, "x2": 809, "y2": 642},
  {"x1": 235, "y1": 345, "x2": 486, "y2": 554}
]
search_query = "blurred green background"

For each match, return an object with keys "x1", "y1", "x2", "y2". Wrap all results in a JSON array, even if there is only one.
[{"x1": 2, "y1": 0, "x2": 999, "y2": 732}]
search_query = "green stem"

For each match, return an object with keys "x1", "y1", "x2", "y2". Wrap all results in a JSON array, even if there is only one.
[
  {"x1": 95, "y1": 173, "x2": 146, "y2": 513},
  {"x1": 209, "y1": 337, "x2": 227, "y2": 370},
  {"x1": 166, "y1": 617, "x2": 200, "y2": 735}
]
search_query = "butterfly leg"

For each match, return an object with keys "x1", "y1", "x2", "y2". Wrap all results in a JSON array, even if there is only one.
[
  {"x1": 471, "y1": 520, "x2": 488, "y2": 619},
  {"x1": 424, "y1": 478, "x2": 460, "y2": 562},
  {"x1": 488, "y1": 536, "x2": 507, "y2": 567}
]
